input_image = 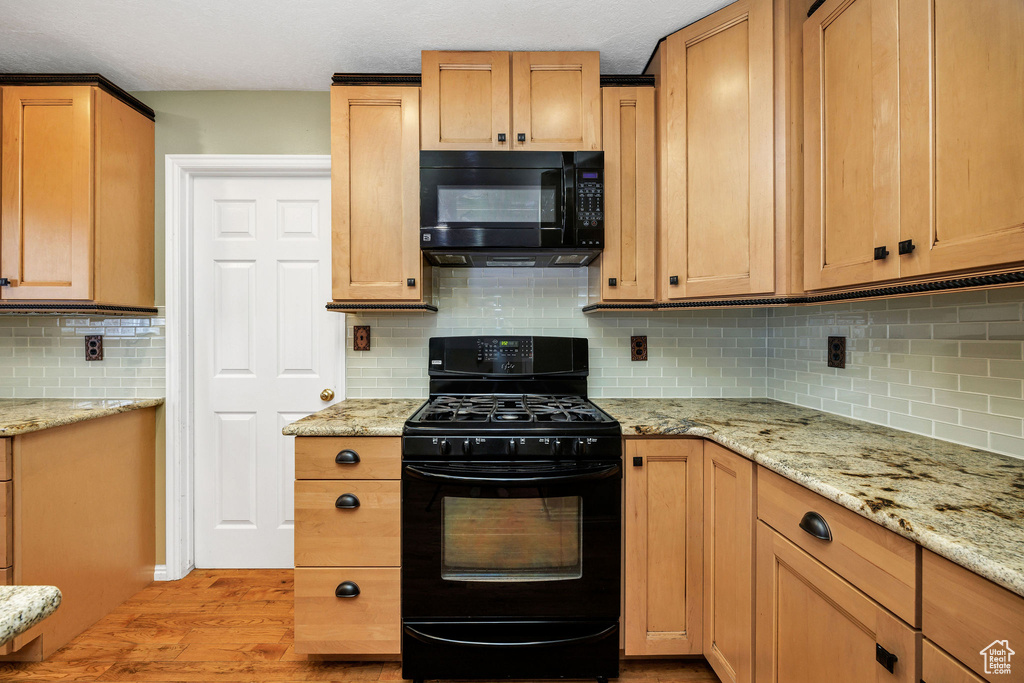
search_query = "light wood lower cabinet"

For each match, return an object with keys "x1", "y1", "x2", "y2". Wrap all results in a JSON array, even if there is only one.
[
  {"x1": 755, "y1": 521, "x2": 919, "y2": 682},
  {"x1": 623, "y1": 438, "x2": 703, "y2": 655},
  {"x1": 294, "y1": 567, "x2": 401, "y2": 655},
  {"x1": 293, "y1": 436, "x2": 402, "y2": 657},
  {"x1": 702, "y1": 443, "x2": 754, "y2": 683},
  {"x1": 0, "y1": 409, "x2": 156, "y2": 661},
  {"x1": 921, "y1": 639, "x2": 986, "y2": 683}
]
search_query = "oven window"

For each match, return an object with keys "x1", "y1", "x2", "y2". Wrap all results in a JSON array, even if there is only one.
[
  {"x1": 441, "y1": 496, "x2": 582, "y2": 582},
  {"x1": 437, "y1": 185, "x2": 557, "y2": 225}
]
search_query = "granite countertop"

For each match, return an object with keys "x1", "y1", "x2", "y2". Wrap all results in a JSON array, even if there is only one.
[
  {"x1": 283, "y1": 399, "x2": 424, "y2": 437},
  {"x1": 0, "y1": 586, "x2": 60, "y2": 646},
  {"x1": 596, "y1": 398, "x2": 1024, "y2": 598},
  {"x1": 285, "y1": 397, "x2": 1024, "y2": 598},
  {"x1": 0, "y1": 398, "x2": 165, "y2": 437}
]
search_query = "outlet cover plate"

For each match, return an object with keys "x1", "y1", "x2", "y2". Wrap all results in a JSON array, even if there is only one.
[
  {"x1": 827, "y1": 336, "x2": 846, "y2": 368},
  {"x1": 631, "y1": 335, "x2": 648, "y2": 361},
  {"x1": 353, "y1": 326, "x2": 371, "y2": 351},
  {"x1": 85, "y1": 335, "x2": 103, "y2": 361}
]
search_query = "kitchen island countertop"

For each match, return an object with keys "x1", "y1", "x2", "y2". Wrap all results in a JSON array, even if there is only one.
[
  {"x1": 0, "y1": 585, "x2": 61, "y2": 646},
  {"x1": 0, "y1": 398, "x2": 164, "y2": 437},
  {"x1": 286, "y1": 397, "x2": 1024, "y2": 598}
]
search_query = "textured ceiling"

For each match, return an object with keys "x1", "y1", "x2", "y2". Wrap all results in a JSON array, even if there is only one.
[{"x1": 0, "y1": 0, "x2": 733, "y2": 91}]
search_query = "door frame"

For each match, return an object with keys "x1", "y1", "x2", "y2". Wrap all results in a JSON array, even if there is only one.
[{"x1": 164, "y1": 154, "x2": 332, "y2": 580}]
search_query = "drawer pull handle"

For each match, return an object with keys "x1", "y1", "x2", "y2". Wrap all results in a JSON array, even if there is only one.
[
  {"x1": 335, "y1": 449, "x2": 360, "y2": 465},
  {"x1": 335, "y1": 493, "x2": 360, "y2": 509},
  {"x1": 798, "y1": 511, "x2": 832, "y2": 542},
  {"x1": 875, "y1": 643, "x2": 898, "y2": 673},
  {"x1": 335, "y1": 581, "x2": 360, "y2": 598}
]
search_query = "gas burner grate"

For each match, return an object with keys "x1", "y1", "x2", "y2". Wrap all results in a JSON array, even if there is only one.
[{"x1": 415, "y1": 394, "x2": 607, "y2": 424}]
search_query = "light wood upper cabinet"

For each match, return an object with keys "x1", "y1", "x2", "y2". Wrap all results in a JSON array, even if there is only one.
[
  {"x1": 755, "y1": 521, "x2": 919, "y2": 683},
  {"x1": 590, "y1": 87, "x2": 656, "y2": 302},
  {"x1": 703, "y1": 443, "x2": 755, "y2": 683},
  {"x1": 421, "y1": 51, "x2": 511, "y2": 150},
  {"x1": 421, "y1": 51, "x2": 601, "y2": 152},
  {"x1": 0, "y1": 84, "x2": 154, "y2": 306},
  {"x1": 331, "y1": 86, "x2": 428, "y2": 301},
  {"x1": 624, "y1": 439, "x2": 703, "y2": 656},
  {"x1": 655, "y1": 0, "x2": 775, "y2": 300},
  {"x1": 900, "y1": 0, "x2": 1024, "y2": 277},
  {"x1": 804, "y1": 0, "x2": 901, "y2": 291}
]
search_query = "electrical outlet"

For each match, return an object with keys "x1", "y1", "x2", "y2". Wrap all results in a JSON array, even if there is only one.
[
  {"x1": 631, "y1": 335, "x2": 648, "y2": 361},
  {"x1": 827, "y1": 336, "x2": 846, "y2": 368},
  {"x1": 353, "y1": 326, "x2": 371, "y2": 351},
  {"x1": 85, "y1": 335, "x2": 103, "y2": 361}
]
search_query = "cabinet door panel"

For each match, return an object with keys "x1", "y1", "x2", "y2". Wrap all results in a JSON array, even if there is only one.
[
  {"x1": 1, "y1": 85, "x2": 93, "y2": 300},
  {"x1": 597, "y1": 87, "x2": 655, "y2": 301},
  {"x1": 294, "y1": 567, "x2": 401, "y2": 655},
  {"x1": 803, "y1": 0, "x2": 900, "y2": 290},
  {"x1": 511, "y1": 52, "x2": 601, "y2": 151},
  {"x1": 922, "y1": 639, "x2": 985, "y2": 683},
  {"x1": 703, "y1": 444, "x2": 754, "y2": 683},
  {"x1": 331, "y1": 86, "x2": 424, "y2": 301},
  {"x1": 624, "y1": 439, "x2": 702, "y2": 655},
  {"x1": 900, "y1": 0, "x2": 1024, "y2": 277},
  {"x1": 421, "y1": 51, "x2": 510, "y2": 150},
  {"x1": 659, "y1": 0, "x2": 775, "y2": 299},
  {"x1": 755, "y1": 522, "x2": 919, "y2": 683}
]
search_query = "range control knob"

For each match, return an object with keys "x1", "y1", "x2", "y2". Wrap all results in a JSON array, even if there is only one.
[
  {"x1": 551, "y1": 439, "x2": 562, "y2": 456},
  {"x1": 573, "y1": 438, "x2": 588, "y2": 457},
  {"x1": 439, "y1": 439, "x2": 451, "y2": 455},
  {"x1": 462, "y1": 439, "x2": 472, "y2": 456},
  {"x1": 506, "y1": 439, "x2": 517, "y2": 456}
]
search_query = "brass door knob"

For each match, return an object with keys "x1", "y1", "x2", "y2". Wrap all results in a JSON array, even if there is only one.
[{"x1": 320, "y1": 388, "x2": 335, "y2": 401}]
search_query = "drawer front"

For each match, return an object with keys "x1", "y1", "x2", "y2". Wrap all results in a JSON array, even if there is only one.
[
  {"x1": 0, "y1": 480, "x2": 10, "y2": 568},
  {"x1": 294, "y1": 567, "x2": 401, "y2": 655},
  {"x1": 0, "y1": 438, "x2": 10, "y2": 480},
  {"x1": 295, "y1": 437, "x2": 401, "y2": 480},
  {"x1": 295, "y1": 480, "x2": 400, "y2": 567},
  {"x1": 0, "y1": 566, "x2": 11, "y2": 585},
  {"x1": 922, "y1": 639, "x2": 985, "y2": 683},
  {"x1": 923, "y1": 550, "x2": 1024, "y2": 680},
  {"x1": 757, "y1": 467, "x2": 918, "y2": 625}
]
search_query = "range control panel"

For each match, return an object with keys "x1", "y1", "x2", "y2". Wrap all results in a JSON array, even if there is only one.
[{"x1": 477, "y1": 338, "x2": 534, "y2": 362}]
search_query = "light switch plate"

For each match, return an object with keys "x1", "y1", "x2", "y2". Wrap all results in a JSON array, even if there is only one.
[{"x1": 353, "y1": 326, "x2": 371, "y2": 351}]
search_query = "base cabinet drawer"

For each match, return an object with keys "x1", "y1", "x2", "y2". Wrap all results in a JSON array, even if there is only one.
[
  {"x1": 922, "y1": 550, "x2": 1024, "y2": 681},
  {"x1": 294, "y1": 567, "x2": 401, "y2": 655},
  {"x1": 922, "y1": 639, "x2": 985, "y2": 683},
  {"x1": 295, "y1": 437, "x2": 401, "y2": 480},
  {"x1": 755, "y1": 521, "x2": 919, "y2": 683},
  {"x1": 295, "y1": 480, "x2": 400, "y2": 566},
  {"x1": 757, "y1": 467, "x2": 918, "y2": 625}
]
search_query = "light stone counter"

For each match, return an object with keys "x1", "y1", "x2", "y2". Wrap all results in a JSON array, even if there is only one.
[
  {"x1": 0, "y1": 586, "x2": 60, "y2": 646},
  {"x1": 283, "y1": 399, "x2": 424, "y2": 437},
  {"x1": 0, "y1": 398, "x2": 164, "y2": 437}
]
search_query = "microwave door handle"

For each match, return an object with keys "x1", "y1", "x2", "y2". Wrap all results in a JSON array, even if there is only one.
[
  {"x1": 403, "y1": 463, "x2": 621, "y2": 486},
  {"x1": 562, "y1": 154, "x2": 571, "y2": 242}
]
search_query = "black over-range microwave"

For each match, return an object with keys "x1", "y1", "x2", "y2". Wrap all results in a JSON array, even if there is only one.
[{"x1": 420, "y1": 151, "x2": 604, "y2": 267}]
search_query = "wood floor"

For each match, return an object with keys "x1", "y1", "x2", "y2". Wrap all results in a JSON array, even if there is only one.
[{"x1": 0, "y1": 569, "x2": 720, "y2": 682}]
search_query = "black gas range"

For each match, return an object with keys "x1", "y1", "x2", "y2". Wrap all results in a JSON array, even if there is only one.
[{"x1": 401, "y1": 336, "x2": 621, "y2": 683}]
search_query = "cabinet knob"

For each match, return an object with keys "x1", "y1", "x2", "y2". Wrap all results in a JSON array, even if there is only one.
[
  {"x1": 0, "y1": 278, "x2": 9, "y2": 287},
  {"x1": 407, "y1": 278, "x2": 416, "y2": 287},
  {"x1": 873, "y1": 246, "x2": 890, "y2": 260},
  {"x1": 898, "y1": 239, "x2": 916, "y2": 255},
  {"x1": 335, "y1": 493, "x2": 360, "y2": 509},
  {"x1": 517, "y1": 133, "x2": 526, "y2": 143},
  {"x1": 497, "y1": 133, "x2": 506, "y2": 143},
  {"x1": 608, "y1": 277, "x2": 617, "y2": 287},
  {"x1": 875, "y1": 644, "x2": 898, "y2": 674},
  {"x1": 335, "y1": 581, "x2": 360, "y2": 598},
  {"x1": 335, "y1": 449, "x2": 360, "y2": 465},
  {"x1": 632, "y1": 456, "x2": 643, "y2": 467},
  {"x1": 669, "y1": 276, "x2": 679, "y2": 286},
  {"x1": 798, "y1": 511, "x2": 832, "y2": 542}
]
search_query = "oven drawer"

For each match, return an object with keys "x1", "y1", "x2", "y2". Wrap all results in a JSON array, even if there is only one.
[
  {"x1": 294, "y1": 567, "x2": 401, "y2": 655},
  {"x1": 295, "y1": 481, "x2": 400, "y2": 567},
  {"x1": 295, "y1": 437, "x2": 401, "y2": 480},
  {"x1": 757, "y1": 467, "x2": 918, "y2": 625}
]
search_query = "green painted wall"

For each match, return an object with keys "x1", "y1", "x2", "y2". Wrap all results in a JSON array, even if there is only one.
[{"x1": 131, "y1": 90, "x2": 332, "y2": 305}]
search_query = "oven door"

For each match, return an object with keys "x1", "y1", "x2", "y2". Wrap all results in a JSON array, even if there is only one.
[{"x1": 401, "y1": 460, "x2": 621, "y2": 620}]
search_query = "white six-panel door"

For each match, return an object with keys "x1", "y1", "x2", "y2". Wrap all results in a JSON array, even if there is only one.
[{"x1": 193, "y1": 173, "x2": 339, "y2": 568}]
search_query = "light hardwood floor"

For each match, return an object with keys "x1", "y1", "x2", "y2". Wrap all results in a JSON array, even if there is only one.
[{"x1": 0, "y1": 569, "x2": 721, "y2": 682}]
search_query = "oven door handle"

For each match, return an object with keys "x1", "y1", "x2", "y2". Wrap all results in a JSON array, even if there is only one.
[
  {"x1": 403, "y1": 463, "x2": 621, "y2": 486},
  {"x1": 403, "y1": 623, "x2": 617, "y2": 649}
]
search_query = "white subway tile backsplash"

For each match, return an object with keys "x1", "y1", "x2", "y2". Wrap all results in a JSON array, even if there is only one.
[{"x1": 0, "y1": 309, "x2": 166, "y2": 399}]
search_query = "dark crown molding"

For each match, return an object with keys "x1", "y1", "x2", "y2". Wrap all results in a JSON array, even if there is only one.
[
  {"x1": 0, "y1": 74, "x2": 155, "y2": 120},
  {"x1": 332, "y1": 73, "x2": 422, "y2": 86},
  {"x1": 600, "y1": 74, "x2": 655, "y2": 87}
]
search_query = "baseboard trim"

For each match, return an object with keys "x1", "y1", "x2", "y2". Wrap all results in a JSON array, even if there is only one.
[{"x1": 153, "y1": 564, "x2": 169, "y2": 581}]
